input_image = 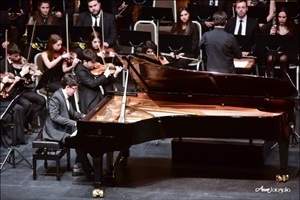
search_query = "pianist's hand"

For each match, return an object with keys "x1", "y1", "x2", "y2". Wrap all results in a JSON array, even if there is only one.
[{"x1": 113, "y1": 66, "x2": 123, "y2": 78}]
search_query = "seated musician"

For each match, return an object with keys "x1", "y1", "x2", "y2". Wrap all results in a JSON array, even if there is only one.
[
  {"x1": 265, "y1": 6, "x2": 298, "y2": 80},
  {"x1": 74, "y1": 31, "x2": 113, "y2": 64},
  {"x1": 74, "y1": 48, "x2": 122, "y2": 114},
  {"x1": 0, "y1": 42, "x2": 45, "y2": 132},
  {"x1": 140, "y1": 40, "x2": 170, "y2": 66},
  {"x1": 0, "y1": 74, "x2": 26, "y2": 146},
  {"x1": 75, "y1": 0, "x2": 119, "y2": 52},
  {"x1": 40, "y1": 34, "x2": 77, "y2": 93},
  {"x1": 166, "y1": 6, "x2": 200, "y2": 69},
  {"x1": 25, "y1": 0, "x2": 60, "y2": 62},
  {"x1": 41, "y1": 73, "x2": 93, "y2": 179}
]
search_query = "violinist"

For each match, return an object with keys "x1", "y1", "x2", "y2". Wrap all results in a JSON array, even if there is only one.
[
  {"x1": 40, "y1": 34, "x2": 74, "y2": 92},
  {"x1": 0, "y1": 42, "x2": 46, "y2": 132},
  {"x1": 0, "y1": 73, "x2": 27, "y2": 146},
  {"x1": 25, "y1": 0, "x2": 60, "y2": 62},
  {"x1": 74, "y1": 31, "x2": 115, "y2": 64},
  {"x1": 74, "y1": 48, "x2": 122, "y2": 114}
]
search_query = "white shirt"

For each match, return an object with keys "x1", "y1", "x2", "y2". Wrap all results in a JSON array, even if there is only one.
[
  {"x1": 62, "y1": 89, "x2": 70, "y2": 110},
  {"x1": 234, "y1": 15, "x2": 247, "y2": 35},
  {"x1": 209, "y1": 0, "x2": 218, "y2": 6},
  {"x1": 91, "y1": 14, "x2": 100, "y2": 26}
]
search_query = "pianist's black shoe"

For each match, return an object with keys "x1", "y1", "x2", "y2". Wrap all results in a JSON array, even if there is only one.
[{"x1": 72, "y1": 163, "x2": 86, "y2": 176}]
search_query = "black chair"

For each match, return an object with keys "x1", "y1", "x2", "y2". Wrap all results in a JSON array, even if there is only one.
[{"x1": 32, "y1": 130, "x2": 71, "y2": 181}]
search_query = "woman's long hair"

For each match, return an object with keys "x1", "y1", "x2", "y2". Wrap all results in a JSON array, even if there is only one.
[
  {"x1": 174, "y1": 6, "x2": 193, "y2": 35},
  {"x1": 275, "y1": 6, "x2": 294, "y2": 35},
  {"x1": 34, "y1": 0, "x2": 55, "y2": 25},
  {"x1": 45, "y1": 34, "x2": 63, "y2": 60}
]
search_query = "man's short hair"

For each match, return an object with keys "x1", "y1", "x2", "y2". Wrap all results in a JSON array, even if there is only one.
[
  {"x1": 61, "y1": 73, "x2": 79, "y2": 88},
  {"x1": 82, "y1": 48, "x2": 97, "y2": 62},
  {"x1": 213, "y1": 11, "x2": 228, "y2": 26}
]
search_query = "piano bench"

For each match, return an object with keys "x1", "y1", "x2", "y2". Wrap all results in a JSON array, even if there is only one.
[{"x1": 32, "y1": 131, "x2": 71, "y2": 181}]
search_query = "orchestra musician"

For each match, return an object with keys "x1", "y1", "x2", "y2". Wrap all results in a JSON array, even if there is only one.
[
  {"x1": 26, "y1": 0, "x2": 60, "y2": 62},
  {"x1": 165, "y1": 6, "x2": 200, "y2": 69},
  {"x1": 0, "y1": 0, "x2": 30, "y2": 45},
  {"x1": 247, "y1": 0, "x2": 276, "y2": 34},
  {"x1": 0, "y1": 42, "x2": 45, "y2": 132},
  {"x1": 265, "y1": 6, "x2": 297, "y2": 79},
  {"x1": 224, "y1": 0, "x2": 260, "y2": 56},
  {"x1": 0, "y1": 74, "x2": 27, "y2": 146},
  {"x1": 75, "y1": 0, "x2": 119, "y2": 52},
  {"x1": 40, "y1": 34, "x2": 74, "y2": 93},
  {"x1": 74, "y1": 48, "x2": 122, "y2": 114},
  {"x1": 190, "y1": 0, "x2": 234, "y2": 34}
]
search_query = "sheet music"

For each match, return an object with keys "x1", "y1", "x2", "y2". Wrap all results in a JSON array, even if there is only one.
[{"x1": 234, "y1": 60, "x2": 249, "y2": 68}]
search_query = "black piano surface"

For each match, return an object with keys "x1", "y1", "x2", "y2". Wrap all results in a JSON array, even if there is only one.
[{"x1": 65, "y1": 54, "x2": 298, "y2": 195}]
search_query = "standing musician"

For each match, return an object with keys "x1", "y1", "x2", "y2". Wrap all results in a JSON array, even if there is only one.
[
  {"x1": 0, "y1": 42, "x2": 45, "y2": 132},
  {"x1": 75, "y1": 0, "x2": 119, "y2": 52},
  {"x1": 74, "y1": 48, "x2": 122, "y2": 114}
]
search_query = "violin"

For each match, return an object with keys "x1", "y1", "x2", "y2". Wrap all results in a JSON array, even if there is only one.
[
  {"x1": 90, "y1": 63, "x2": 116, "y2": 76},
  {"x1": 54, "y1": 46, "x2": 80, "y2": 64},
  {"x1": 0, "y1": 72, "x2": 24, "y2": 98}
]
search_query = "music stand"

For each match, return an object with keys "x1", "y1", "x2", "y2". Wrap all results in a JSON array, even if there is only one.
[
  {"x1": 159, "y1": 33, "x2": 193, "y2": 54},
  {"x1": 36, "y1": 66, "x2": 63, "y2": 91},
  {"x1": 234, "y1": 35, "x2": 252, "y2": 52},
  {"x1": 276, "y1": 2, "x2": 300, "y2": 19},
  {"x1": 69, "y1": 26, "x2": 103, "y2": 43},
  {"x1": 119, "y1": 29, "x2": 152, "y2": 53},
  {"x1": 26, "y1": 25, "x2": 61, "y2": 44},
  {"x1": 256, "y1": 34, "x2": 299, "y2": 87},
  {"x1": 138, "y1": 6, "x2": 174, "y2": 23},
  {"x1": 188, "y1": 4, "x2": 218, "y2": 22},
  {"x1": 246, "y1": 6, "x2": 268, "y2": 24},
  {"x1": 0, "y1": 93, "x2": 32, "y2": 171}
]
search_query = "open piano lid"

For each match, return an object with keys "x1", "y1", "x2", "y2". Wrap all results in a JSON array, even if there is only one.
[{"x1": 124, "y1": 54, "x2": 298, "y2": 99}]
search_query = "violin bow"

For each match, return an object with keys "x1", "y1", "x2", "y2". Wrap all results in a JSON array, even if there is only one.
[
  {"x1": 27, "y1": 21, "x2": 37, "y2": 61},
  {"x1": 92, "y1": 25, "x2": 106, "y2": 64}
]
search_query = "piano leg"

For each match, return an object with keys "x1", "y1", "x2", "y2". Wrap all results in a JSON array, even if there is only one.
[
  {"x1": 276, "y1": 141, "x2": 290, "y2": 182},
  {"x1": 90, "y1": 152, "x2": 105, "y2": 198}
]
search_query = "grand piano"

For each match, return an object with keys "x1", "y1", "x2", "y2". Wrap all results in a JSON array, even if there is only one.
[{"x1": 65, "y1": 54, "x2": 297, "y2": 197}]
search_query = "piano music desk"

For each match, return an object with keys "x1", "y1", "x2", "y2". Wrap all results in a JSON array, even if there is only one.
[{"x1": 234, "y1": 58, "x2": 256, "y2": 74}]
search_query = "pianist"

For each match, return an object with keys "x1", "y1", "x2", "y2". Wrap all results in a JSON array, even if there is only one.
[{"x1": 42, "y1": 73, "x2": 93, "y2": 179}]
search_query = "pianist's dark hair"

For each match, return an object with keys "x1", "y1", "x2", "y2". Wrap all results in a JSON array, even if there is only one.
[
  {"x1": 213, "y1": 11, "x2": 228, "y2": 26},
  {"x1": 61, "y1": 73, "x2": 80, "y2": 88},
  {"x1": 82, "y1": 48, "x2": 97, "y2": 62}
]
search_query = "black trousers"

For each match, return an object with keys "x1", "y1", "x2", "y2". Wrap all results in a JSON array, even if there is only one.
[
  {"x1": 18, "y1": 91, "x2": 46, "y2": 125},
  {"x1": 0, "y1": 101, "x2": 25, "y2": 147}
]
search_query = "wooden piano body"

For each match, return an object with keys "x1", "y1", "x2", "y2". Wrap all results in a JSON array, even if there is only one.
[{"x1": 65, "y1": 54, "x2": 297, "y2": 197}]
